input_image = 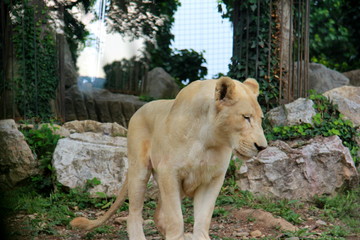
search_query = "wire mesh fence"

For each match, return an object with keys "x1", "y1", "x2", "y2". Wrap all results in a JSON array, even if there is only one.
[
  {"x1": 171, "y1": 0, "x2": 233, "y2": 79},
  {"x1": 1, "y1": 0, "x2": 311, "y2": 121}
]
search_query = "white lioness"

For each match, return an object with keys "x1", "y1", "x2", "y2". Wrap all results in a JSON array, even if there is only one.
[{"x1": 70, "y1": 77, "x2": 267, "y2": 240}]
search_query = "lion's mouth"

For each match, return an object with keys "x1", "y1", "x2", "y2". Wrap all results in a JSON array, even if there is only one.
[{"x1": 233, "y1": 149, "x2": 253, "y2": 160}]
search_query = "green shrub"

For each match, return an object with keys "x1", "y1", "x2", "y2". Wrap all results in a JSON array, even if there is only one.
[{"x1": 20, "y1": 124, "x2": 61, "y2": 194}]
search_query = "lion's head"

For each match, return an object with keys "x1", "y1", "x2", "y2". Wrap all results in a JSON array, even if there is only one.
[{"x1": 214, "y1": 77, "x2": 268, "y2": 159}]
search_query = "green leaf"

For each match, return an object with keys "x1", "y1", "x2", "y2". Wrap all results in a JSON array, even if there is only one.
[{"x1": 95, "y1": 192, "x2": 107, "y2": 199}]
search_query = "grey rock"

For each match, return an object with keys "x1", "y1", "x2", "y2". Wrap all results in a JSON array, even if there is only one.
[
  {"x1": 66, "y1": 85, "x2": 89, "y2": 120},
  {"x1": 237, "y1": 136, "x2": 358, "y2": 200},
  {"x1": 323, "y1": 86, "x2": 360, "y2": 126},
  {"x1": 315, "y1": 220, "x2": 327, "y2": 226},
  {"x1": 267, "y1": 98, "x2": 316, "y2": 126},
  {"x1": 63, "y1": 38, "x2": 78, "y2": 88},
  {"x1": 236, "y1": 209, "x2": 297, "y2": 232},
  {"x1": 145, "y1": 67, "x2": 180, "y2": 99},
  {"x1": 63, "y1": 120, "x2": 127, "y2": 137},
  {"x1": 53, "y1": 132, "x2": 128, "y2": 197},
  {"x1": 0, "y1": 119, "x2": 38, "y2": 189},
  {"x1": 343, "y1": 69, "x2": 360, "y2": 86},
  {"x1": 309, "y1": 63, "x2": 349, "y2": 93},
  {"x1": 64, "y1": 85, "x2": 145, "y2": 127}
]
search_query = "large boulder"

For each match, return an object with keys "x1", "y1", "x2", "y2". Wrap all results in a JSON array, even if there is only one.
[
  {"x1": 65, "y1": 85, "x2": 89, "y2": 121},
  {"x1": 237, "y1": 136, "x2": 358, "y2": 200},
  {"x1": 62, "y1": 120, "x2": 127, "y2": 137},
  {"x1": 64, "y1": 85, "x2": 145, "y2": 127},
  {"x1": 144, "y1": 67, "x2": 180, "y2": 99},
  {"x1": 323, "y1": 86, "x2": 360, "y2": 126},
  {"x1": 63, "y1": 37, "x2": 78, "y2": 88},
  {"x1": 0, "y1": 119, "x2": 38, "y2": 189},
  {"x1": 53, "y1": 132, "x2": 128, "y2": 197},
  {"x1": 266, "y1": 98, "x2": 316, "y2": 127},
  {"x1": 309, "y1": 63, "x2": 349, "y2": 93},
  {"x1": 343, "y1": 69, "x2": 360, "y2": 86}
]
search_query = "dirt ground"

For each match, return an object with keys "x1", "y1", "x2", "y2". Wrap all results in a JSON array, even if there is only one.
[{"x1": 7, "y1": 203, "x2": 359, "y2": 240}]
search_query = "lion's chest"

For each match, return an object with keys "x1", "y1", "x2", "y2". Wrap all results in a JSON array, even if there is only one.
[{"x1": 178, "y1": 142, "x2": 230, "y2": 197}]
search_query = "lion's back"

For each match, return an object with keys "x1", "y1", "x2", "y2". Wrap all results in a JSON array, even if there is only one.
[{"x1": 128, "y1": 99, "x2": 174, "y2": 134}]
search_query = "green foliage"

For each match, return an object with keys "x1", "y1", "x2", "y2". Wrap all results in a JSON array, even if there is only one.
[
  {"x1": 143, "y1": 0, "x2": 179, "y2": 67},
  {"x1": 226, "y1": 156, "x2": 243, "y2": 181},
  {"x1": 63, "y1": 1, "x2": 92, "y2": 63},
  {"x1": 11, "y1": 0, "x2": 58, "y2": 120},
  {"x1": 21, "y1": 124, "x2": 61, "y2": 193},
  {"x1": 139, "y1": 95, "x2": 155, "y2": 102},
  {"x1": 310, "y1": 0, "x2": 360, "y2": 72},
  {"x1": 167, "y1": 49, "x2": 207, "y2": 85},
  {"x1": 266, "y1": 91, "x2": 360, "y2": 165},
  {"x1": 212, "y1": 207, "x2": 229, "y2": 218}
]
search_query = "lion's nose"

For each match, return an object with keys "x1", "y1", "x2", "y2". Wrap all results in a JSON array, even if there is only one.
[{"x1": 254, "y1": 143, "x2": 267, "y2": 151}]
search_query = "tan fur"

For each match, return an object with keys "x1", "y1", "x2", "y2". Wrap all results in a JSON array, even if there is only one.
[{"x1": 70, "y1": 77, "x2": 267, "y2": 240}]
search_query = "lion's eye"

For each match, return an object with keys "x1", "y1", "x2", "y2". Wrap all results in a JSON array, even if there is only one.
[{"x1": 243, "y1": 115, "x2": 251, "y2": 123}]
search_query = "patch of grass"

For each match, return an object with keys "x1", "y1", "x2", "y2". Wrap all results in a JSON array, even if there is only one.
[
  {"x1": 255, "y1": 198, "x2": 303, "y2": 224},
  {"x1": 314, "y1": 186, "x2": 360, "y2": 234},
  {"x1": 84, "y1": 225, "x2": 115, "y2": 239},
  {"x1": 2, "y1": 178, "x2": 117, "y2": 238},
  {"x1": 3, "y1": 158, "x2": 359, "y2": 240},
  {"x1": 218, "y1": 178, "x2": 303, "y2": 224},
  {"x1": 281, "y1": 228, "x2": 320, "y2": 239},
  {"x1": 212, "y1": 207, "x2": 229, "y2": 218}
]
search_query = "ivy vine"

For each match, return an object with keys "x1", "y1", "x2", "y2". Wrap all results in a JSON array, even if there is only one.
[
  {"x1": 12, "y1": 0, "x2": 58, "y2": 120},
  {"x1": 221, "y1": 0, "x2": 280, "y2": 111}
]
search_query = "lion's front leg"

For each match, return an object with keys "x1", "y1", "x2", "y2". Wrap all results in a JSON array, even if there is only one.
[
  {"x1": 127, "y1": 164, "x2": 151, "y2": 240},
  {"x1": 192, "y1": 174, "x2": 226, "y2": 240},
  {"x1": 156, "y1": 170, "x2": 185, "y2": 240}
]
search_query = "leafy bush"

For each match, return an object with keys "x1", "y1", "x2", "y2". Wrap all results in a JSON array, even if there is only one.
[
  {"x1": 167, "y1": 49, "x2": 207, "y2": 86},
  {"x1": 265, "y1": 91, "x2": 360, "y2": 165},
  {"x1": 20, "y1": 124, "x2": 61, "y2": 194},
  {"x1": 310, "y1": 0, "x2": 360, "y2": 72}
]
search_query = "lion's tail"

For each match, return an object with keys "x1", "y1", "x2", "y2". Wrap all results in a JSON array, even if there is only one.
[{"x1": 70, "y1": 177, "x2": 128, "y2": 231}]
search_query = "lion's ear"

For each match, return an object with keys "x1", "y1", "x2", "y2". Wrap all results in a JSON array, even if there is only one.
[
  {"x1": 243, "y1": 78, "x2": 259, "y2": 97},
  {"x1": 215, "y1": 77, "x2": 236, "y2": 105}
]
